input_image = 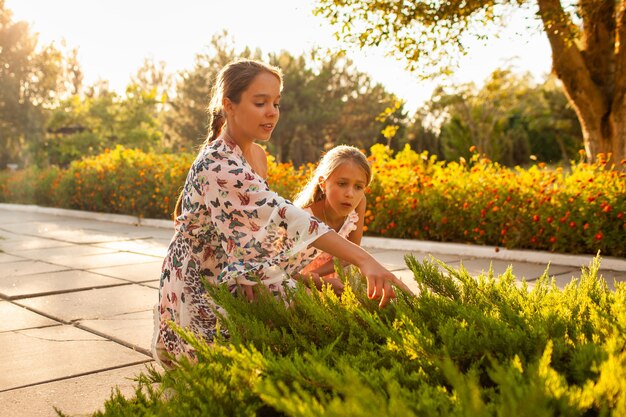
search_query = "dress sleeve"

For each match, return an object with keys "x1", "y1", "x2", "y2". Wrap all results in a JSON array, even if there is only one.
[{"x1": 198, "y1": 143, "x2": 331, "y2": 289}]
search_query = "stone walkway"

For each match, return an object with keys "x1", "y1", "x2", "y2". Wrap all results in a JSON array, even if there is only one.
[{"x1": 0, "y1": 205, "x2": 624, "y2": 416}]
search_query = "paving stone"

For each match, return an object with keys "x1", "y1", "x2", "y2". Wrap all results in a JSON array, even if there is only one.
[
  {"x1": 94, "y1": 239, "x2": 169, "y2": 257},
  {"x1": 0, "y1": 270, "x2": 125, "y2": 299},
  {"x1": 7, "y1": 244, "x2": 118, "y2": 262},
  {"x1": 139, "y1": 227, "x2": 177, "y2": 240},
  {"x1": 1, "y1": 221, "x2": 69, "y2": 236},
  {"x1": 371, "y1": 250, "x2": 459, "y2": 271},
  {"x1": 446, "y1": 259, "x2": 576, "y2": 281},
  {"x1": 0, "y1": 253, "x2": 24, "y2": 263},
  {"x1": 142, "y1": 280, "x2": 160, "y2": 290},
  {"x1": 0, "y1": 363, "x2": 156, "y2": 417},
  {"x1": 79, "y1": 310, "x2": 155, "y2": 353},
  {"x1": 37, "y1": 230, "x2": 143, "y2": 244},
  {"x1": 550, "y1": 269, "x2": 626, "y2": 291},
  {"x1": 2, "y1": 260, "x2": 69, "y2": 277},
  {"x1": 0, "y1": 301, "x2": 58, "y2": 332},
  {"x1": 89, "y1": 261, "x2": 164, "y2": 283},
  {"x1": 0, "y1": 211, "x2": 59, "y2": 224},
  {"x1": 0, "y1": 229, "x2": 20, "y2": 240},
  {"x1": 0, "y1": 237, "x2": 72, "y2": 252},
  {"x1": 0, "y1": 221, "x2": 146, "y2": 244},
  {"x1": 361, "y1": 246, "x2": 390, "y2": 254},
  {"x1": 391, "y1": 269, "x2": 420, "y2": 295},
  {"x1": 45, "y1": 251, "x2": 162, "y2": 269},
  {"x1": 17, "y1": 284, "x2": 158, "y2": 322},
  {"x1": 0, "y1": 325, "x2": 150, "y2": 391}
]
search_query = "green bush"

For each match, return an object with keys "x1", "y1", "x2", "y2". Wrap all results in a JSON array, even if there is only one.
[{"x1": 88, "y1": 256, "x2": 626, "y2": 417}]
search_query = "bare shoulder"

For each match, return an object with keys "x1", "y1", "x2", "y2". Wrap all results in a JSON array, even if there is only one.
[{"x1": 250, "y1": 143, "x2": 268, "y2": 179}]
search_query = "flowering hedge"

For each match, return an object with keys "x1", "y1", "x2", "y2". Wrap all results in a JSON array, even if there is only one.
[
  {"x1": 363, "y1": 145, "x2": 625, "y2": 257},
  {"x1": 0, "y1": 145, "x2": 624, "y2": 257},
  {"x1": 0, "y1": 146, "x2": 193, "y2": 219}
]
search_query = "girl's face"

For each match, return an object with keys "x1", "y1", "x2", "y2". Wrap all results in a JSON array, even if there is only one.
[
  {"x1": 224, "y1": 71, "x2": 281, "y2": 143},
  {"x1": 321, "y1": 161, "x2": 368, "y2": 216}
]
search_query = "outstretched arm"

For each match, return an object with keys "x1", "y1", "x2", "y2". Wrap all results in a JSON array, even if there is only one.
[{"x1": 311, "y1": 231, "x2": 410, "y2": 308}]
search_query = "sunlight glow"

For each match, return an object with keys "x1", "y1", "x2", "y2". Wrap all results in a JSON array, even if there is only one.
[{"x1": 6, "y1": 0, "x2": 551, "y2": 113}]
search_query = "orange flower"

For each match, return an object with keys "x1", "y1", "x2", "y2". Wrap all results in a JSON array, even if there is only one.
[{"x1": 595, "y1": 232, "x2": 603, "y2": 240}]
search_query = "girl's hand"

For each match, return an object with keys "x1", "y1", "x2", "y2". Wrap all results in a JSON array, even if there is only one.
[
  {"x1": 295, "y1": 272, "x2": 343, "y2": 296},
  {"x1": 358, "y1": 259, "x2": 411, "y2": 308},
  {"x1": 322, "y1": 276, "x2": 344, "y2": 296},
  {"x1": 295, "y1": 271, "x2": 323, "y2": 289},
  {"x1": 240, "y1": 285, "x2": 256, "y2": 302}
]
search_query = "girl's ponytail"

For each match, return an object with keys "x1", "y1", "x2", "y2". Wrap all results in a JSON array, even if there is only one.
[{"x1": 205, "y1": 109, "x2": 225, "y2": 145}]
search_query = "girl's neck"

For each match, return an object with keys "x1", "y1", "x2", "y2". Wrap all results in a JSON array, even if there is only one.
[
  {"x1": 223, "y1": 127, "x2": 254, "y2": 153},
  {"x1": 314, "y1": 199, "x2": 346, "y2": 232}
]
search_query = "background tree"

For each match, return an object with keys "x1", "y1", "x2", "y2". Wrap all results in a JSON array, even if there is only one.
[
  {"x1": 314, "y1": 0, "x2": 626, "y2": 164},
  {"x1": 161, "y1": 32, "x2": 259, "y2": 152},
  {"x1": 0, "y1": 0, "x2": 63, "y2": 167},
  {"x1": 269, "y1": 50, "x2": 402, "y2": 166},
  {"x1": 426, "y1": 68, "x2": 580, "y2": 166},
  {"x1": 429, "y1": 69, "x2": 535, "y2": 165},
  {"x1": 403, "y1": 111, "x2": 444, "y2": 159},
  {"x1": 43, "y1": 77, "x2": 164, "y2": 167}
]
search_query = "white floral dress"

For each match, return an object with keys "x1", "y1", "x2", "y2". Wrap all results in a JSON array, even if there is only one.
[
  {"x1": 152, "y1": 136, "x2": 331, "y2": 366},
  {"x1": 300, "y1": 209, "x2": 358, "y2": 277}
]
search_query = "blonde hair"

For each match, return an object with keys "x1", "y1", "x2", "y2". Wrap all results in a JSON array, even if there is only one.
[
  {"x1": 175, "y1": 58, "x2": 283, "y2": 218},
  {"x1": 293, "y1": 145, "x2": 371, "y2": 208}
]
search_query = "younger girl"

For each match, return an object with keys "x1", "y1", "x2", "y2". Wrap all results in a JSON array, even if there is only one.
[{"x1": 293, "y1": 146, "x2": 370, "y2": 295}]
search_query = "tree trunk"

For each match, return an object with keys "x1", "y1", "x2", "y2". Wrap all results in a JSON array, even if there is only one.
[
  {"x1": 537, "y1": 0, "x2": 626, "y2": 165},
  {"x1": 567, "y1": 92, "x2": 626, "y2": 163},
  {"x1": 609, "y1": 103, "x2": 626, "y2": 163}
]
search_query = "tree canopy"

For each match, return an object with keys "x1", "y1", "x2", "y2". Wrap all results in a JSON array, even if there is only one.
[
  {"x1": 0, "y1": 0, "x2": 63, "y2": 167},
  {"x1": 314, "y1": 0, "x2": 626, "y2": 165}
]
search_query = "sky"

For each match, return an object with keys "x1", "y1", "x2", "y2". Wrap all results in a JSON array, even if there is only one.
[{"x1": 6, "y1": 0, "x2": 553, "y2": 113}]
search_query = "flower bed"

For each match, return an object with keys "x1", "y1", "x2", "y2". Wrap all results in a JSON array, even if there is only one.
[
  {"x1": 1, "y1": 145, "x2": 624, "y2": 257},
  {"x1": 364, "y1": 145, "x2": 625, "y2": 257}
]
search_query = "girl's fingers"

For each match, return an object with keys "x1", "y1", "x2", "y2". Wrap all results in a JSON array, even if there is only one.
[
  {"x1": 391, "y1": 275, "x2": 411, "y2": 294},
  {"x1": 367, "y1": 280, "x2": 376, "y2": 299},
  {"x1": 379, "y1": 280, "x2": 394, "y2": 308},
  {"x1": 367, "y1": 274, "x2": 410, "y2": 305},
  {"x1": 242, "y1": 285, "x2": 255, "y2": 302}
]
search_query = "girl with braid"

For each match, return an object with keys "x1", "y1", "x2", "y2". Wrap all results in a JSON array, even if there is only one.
[{"x1": 152, "y1": 58, "x2": 409, "y2": 368}]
